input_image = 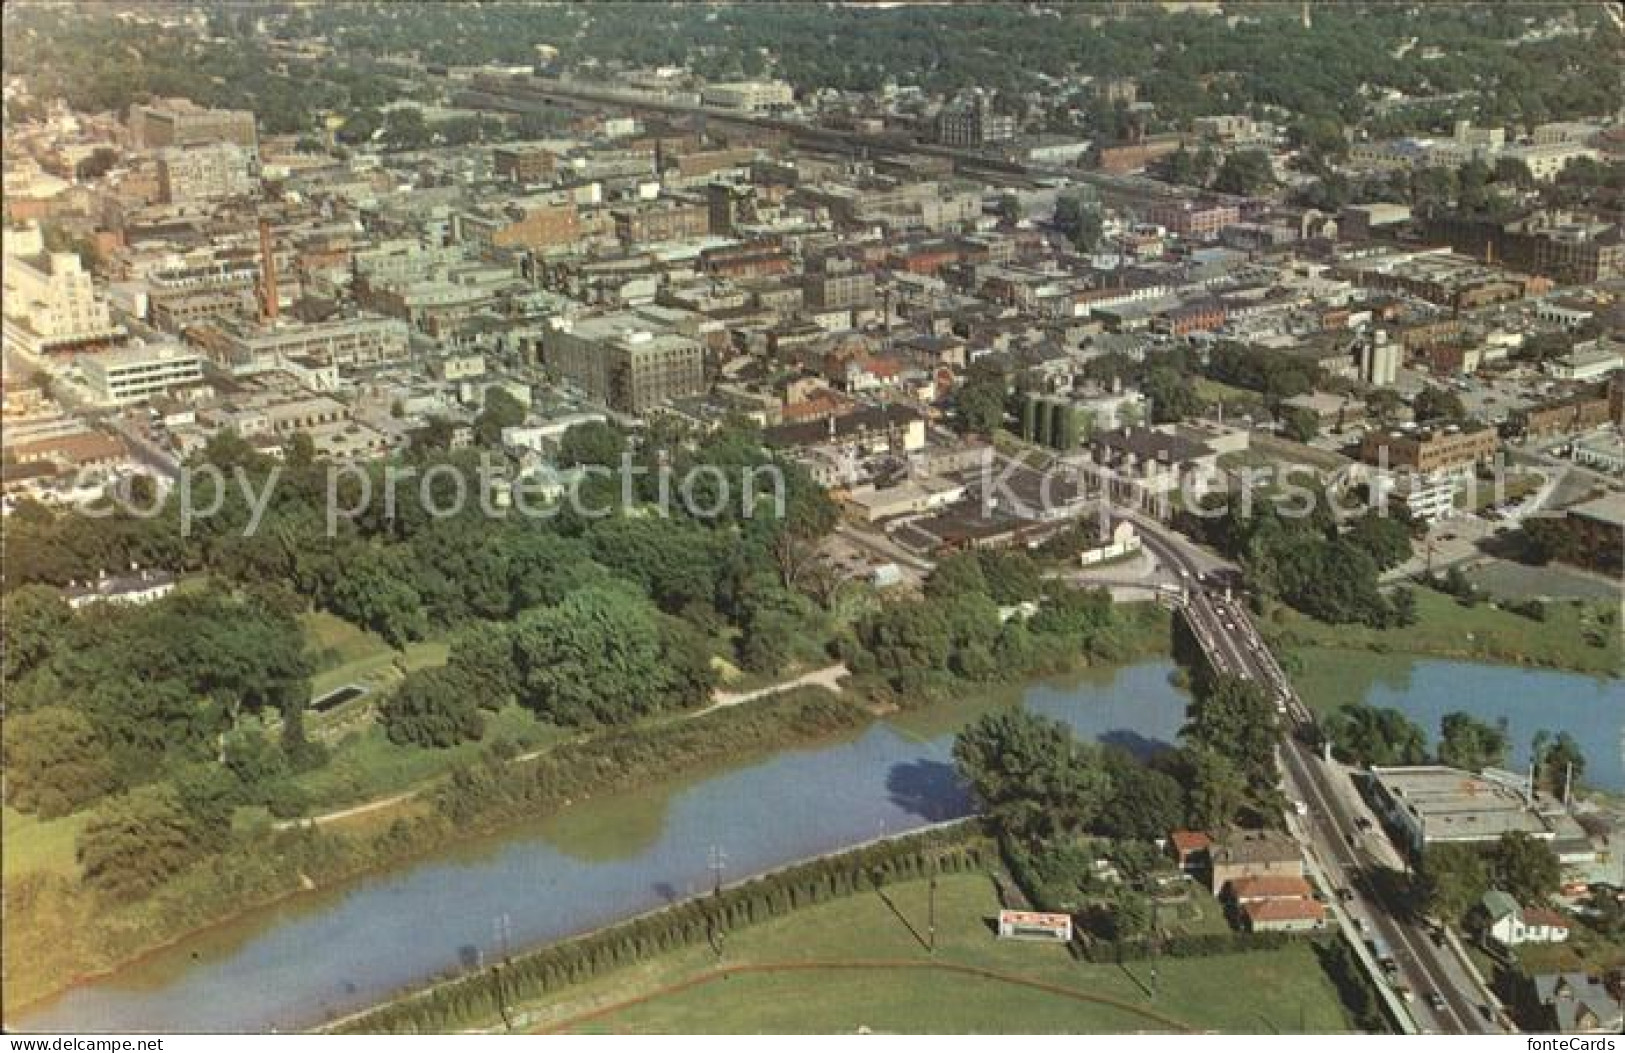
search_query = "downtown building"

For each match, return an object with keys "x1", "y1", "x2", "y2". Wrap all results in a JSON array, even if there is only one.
[{"x1": 541, "y1": 310, "x2": 706, "y2": 414}]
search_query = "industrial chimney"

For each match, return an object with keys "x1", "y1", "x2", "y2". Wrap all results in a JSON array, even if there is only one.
[{"x1": 258, "y1": 217, "x2": 279, "y2": 323}]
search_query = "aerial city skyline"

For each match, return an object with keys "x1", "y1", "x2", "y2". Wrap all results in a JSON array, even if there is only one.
[{"x1": 1, "y1": 1, "x2": 1621, "y2": 1042}]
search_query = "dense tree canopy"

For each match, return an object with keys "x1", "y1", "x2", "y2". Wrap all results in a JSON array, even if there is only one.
[{"x1": 953, "y1": 709, "x2": 1112, "y2": 843}]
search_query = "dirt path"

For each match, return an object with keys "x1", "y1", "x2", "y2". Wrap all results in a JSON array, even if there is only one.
[
  {"x1": 279, "y1": 664, "x2": 851, "y2": 830},
  {"x1": 704, "y1": 663, "x2": 849, "y2": 711}
]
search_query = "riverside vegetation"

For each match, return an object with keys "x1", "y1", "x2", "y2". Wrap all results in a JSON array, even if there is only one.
[{"x1": 2, "y1": 416, "x2": 1166, "y2": 1009}]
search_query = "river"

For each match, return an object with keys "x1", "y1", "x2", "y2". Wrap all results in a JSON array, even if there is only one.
[{"x1": 13, "y1": 657, "x2": 1619, "y2": 1032}]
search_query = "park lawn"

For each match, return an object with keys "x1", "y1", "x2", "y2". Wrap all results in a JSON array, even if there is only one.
[
  {"x1": 1195, "y1": 377, "x2": 1265, "y2": 410},
  {"x1": 1263, "y1": 588, "x2": 1622, "y2": 683},
  {"x1": 303, "y1": 611, "x2": 451, "y2": 699},
  {"x1": 2, "y1": 805, "x2": 88, "y2": 879},
  {"x1": 295, "y1": 703, "x2": 567, "y2": 810},
  {"x1": 518, "y1": 872, "x2": 1353, "y2": 1035}
]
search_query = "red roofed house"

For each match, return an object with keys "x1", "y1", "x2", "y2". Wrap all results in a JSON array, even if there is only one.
[
  {"x1": 1168, "y1": 830, "x2": 1213, "y2": 875},
  {"x1": 1240, "y1": 897, "x2": 1327, "y2": 934},
  {"x1": 1226, "y1": 874, "x2": 1317, "y2": 905},
  {"x1": 1224, "y1": 873, "x2": 1326, "y2": 934}
]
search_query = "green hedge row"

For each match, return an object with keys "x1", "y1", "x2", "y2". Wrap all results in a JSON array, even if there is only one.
[{"x1": 335, "y1": 821, "x2": 993, "y2": 1034}]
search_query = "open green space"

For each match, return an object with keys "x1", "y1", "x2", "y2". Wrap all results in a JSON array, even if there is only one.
[
  {"x1": 1263, "y1": 588, "x2": 1621, "y2": 682},
  {"x1": 519, "y1": 872, "x2": 1353, "y2": 1035},
  {"x1": 1195, "y1": 377, "x2": 1266, "y2": 411},
  {"x1": 1, "y1": 806, "x2": 88, "y2": 880},
  {"x1": 1463, "y1": 559, "x2": 1622, "y2": 603},
  {"x1": 303, "y1": 611, "x2": 450, "y2": 700},
  {"x1": 294, "y1": 704, "x2": 570, "y2": 811}
]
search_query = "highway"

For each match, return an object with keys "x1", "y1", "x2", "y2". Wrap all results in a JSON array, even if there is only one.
[{"x1": 1124, "y1": 510, "x2": 1503, "y2": 1035}]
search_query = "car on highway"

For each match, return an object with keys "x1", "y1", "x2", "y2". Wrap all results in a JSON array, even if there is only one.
[{"x1": 1427, "y1": 992, "x2": 1447, "y2": 1012}]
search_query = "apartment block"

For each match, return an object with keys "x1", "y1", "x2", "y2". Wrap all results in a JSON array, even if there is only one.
[
  {"x1": 1359, "y1": 424, "x2": 1499, "y2": 475},
  {"x1": 130, "y1": 98, "x2": 258, "y2": 154},
  {"x1": 541, "y1": 311, "x2": 706, "y2": 414},
  {"x1": 158, "y1": 143, "x2": 255, "y2": 204}
]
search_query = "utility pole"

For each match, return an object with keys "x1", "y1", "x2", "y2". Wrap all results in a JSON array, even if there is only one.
[
  {"x1": 928, "y1": 856, "x2": 938, "y2": 955},
  {"x1": 494, "y1": 912, "x2": 513, "y2": 962},
  {"x1": 708, "y1": 844, "x2": 727, "y2": 896}
]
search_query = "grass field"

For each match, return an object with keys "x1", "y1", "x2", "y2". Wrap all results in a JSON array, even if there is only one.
[
  {"x1": 1, "y1": 806, "x2": 87, "y2": 879},
  {"x1": 1195, "y1": 377, "x2": 1265, "y2": 412},
  {"x1": 303, "y1": 612, "x2": 450, "y2": 700},
  {"x1": 1263, "y1": 588, "x2": 1622, "y2": 681},
  {"x1": 1464, "y1": 559, "x2": 1623, "y2": 602},
  {"x1": 295, "y1": 704, "x2": 568, "y2": 810},
  {"x1": 513, "y1": 872, "x2": 1354, "y2": 1035}
]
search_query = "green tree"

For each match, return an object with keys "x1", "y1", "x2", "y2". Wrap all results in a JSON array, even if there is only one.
[
  {"x1": 1183, "y1": 674, "x2": 1278, "y2": 793},
  {"x1": 472, "y1": 387, "x2": 527, "y2": 447},
  {"x1": 977, "y1": 549, "x2": 1043, "y2": 605},
  {"x1": 1279, "y1": 405, "x2": 1319, "y2": 443},
  {"x1": 1142, "y1": 367, "x2": 1202, "y2": 423},
  {"x1": 924, "y1": 552, "x2": 988, "y2": 601},
  {"x1": 1417, "y1": 843, "x2": 1490, "y2": 920},
  {"x1": 952, "y1": 709, "x2": 1111, "y2": 843},
  {"x1": 1437, "y1": 712, "x2": 1509, "y2": 772},
  {"x1": 954, "y1": 362, "x2": 1008, "y2": 435},
  {"x1": 512, "y1": 586, "x2": 709, "y2": 726},
  {"x1": 1184, "y1": 746, "x2": 1248, "y2": 830},
  {"x1": 556, "y1": 420, "x2": 625, "y2": 468},
  {"x1": 1324, "y1": 704, "x2": 1429, "y2": 768},
  {"x1": 1532, "y1": 730, "x2": 1585, "y2": 796},
  {"x1": 1212, "y1": 150, "x2": 1275, "y2": 196},
  {"x1": 1343, "y1": 511, "x2": 1413, "y2": 571},
  {"x1": 1413, "y1": 386, "x2": 1467, "y2": 425},
  {"x1": 379, "y1": 667, "x2": 486, "y2": 748},
  {"x1": 1491, "y1": 831, "x2": 1561, "y2": 905},
  {"x1": 2, "y1": 706, "x2": 120, "y2": 817},
  {"x1": 77, "y1": 784, "x2": 205, "y2": 900},
  {"x1": 1, "y1": 584, "x2": 74, "y2": 686},
  {"x1": 1098, "y1": 748, "x2": 1185, "y2": 841}
]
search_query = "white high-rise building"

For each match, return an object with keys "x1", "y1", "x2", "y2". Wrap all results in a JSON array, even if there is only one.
[{"x1": 2, "y1": 224, "x2": 119, "y2": 353}]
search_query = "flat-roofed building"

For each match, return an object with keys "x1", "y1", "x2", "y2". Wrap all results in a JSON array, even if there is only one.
[
  {"x1": 2, "y1": 227, "x2": 120, "y2": 352},
  {"x1": 130, "y1": 98, "x2": 257, "y2": 154},
  {"x1": 541, "y1": 311, "x2": 705, "y2": 414},
  {"x1": 1359, "y1": 424, "x2": 1498, "y2": 476},
  {"x1": 79, "y1": 343, "x2": 204, "y2": 405},
  {"x1": 1149, "y1": 200, "x2": 1240, "y2": 239},
  {"x1": 1546, "y1": 339, "x2": 1624, "y2": 382},
  {"x1": 189, "y1": 316, "x2": 410, "y2": 374},
  {"x1": 492, "y1": 144, "x2": 558, "y2": 184},
  {"x1": 157, "y1": 143, "x2": 255, "y2": 204},
  {"x1": 1368, "y1": 765, "x2": 1586, "y2": 853},
  {"x1": 700, "y1": 80, "x2": 793, "y2": 113}
]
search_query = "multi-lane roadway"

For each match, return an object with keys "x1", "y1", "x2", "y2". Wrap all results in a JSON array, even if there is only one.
[{"x1": 1126, "y1": 511, "x2": 1504, "y2": 1035}]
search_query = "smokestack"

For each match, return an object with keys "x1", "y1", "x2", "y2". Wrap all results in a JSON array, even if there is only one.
[
  {"x1": 258, "y1": 217, "x2": 279, "y2": 323},
  {"x1": 1563, "y1": 762, "x2": 1573, "y2": 808}
]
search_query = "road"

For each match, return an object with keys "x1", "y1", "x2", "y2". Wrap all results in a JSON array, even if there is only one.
[
  {"x1": 1128, "y1": 513, "x2": 1503, "y2": 1035},
  {"x1": 3, "y1": 344, "x2": 182, "y2": 481}
]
